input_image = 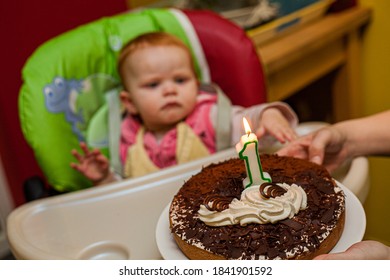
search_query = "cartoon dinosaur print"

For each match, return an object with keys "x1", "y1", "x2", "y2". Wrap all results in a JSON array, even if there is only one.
[{"x1": 43, "y1": 77, "x2": 85, "y2": 140}]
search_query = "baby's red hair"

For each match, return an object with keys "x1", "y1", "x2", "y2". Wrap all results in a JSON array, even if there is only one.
[{"x1": 117, "y1": 32, "x2": 195, "y2": 81}]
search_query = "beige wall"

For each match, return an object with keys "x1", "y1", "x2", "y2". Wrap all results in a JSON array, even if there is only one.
[{"x1": 359, "y1": 0, "x2": 390, "y2": 245}]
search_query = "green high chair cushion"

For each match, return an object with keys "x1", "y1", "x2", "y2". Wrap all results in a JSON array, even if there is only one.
[{"x1": 19, "y1": 9, "x2": 210, "y2": 192}]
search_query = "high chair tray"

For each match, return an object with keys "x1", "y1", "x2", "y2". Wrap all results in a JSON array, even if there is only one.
[{"x1": 7, "y1": 149, "x2": 238, "y2": 260}]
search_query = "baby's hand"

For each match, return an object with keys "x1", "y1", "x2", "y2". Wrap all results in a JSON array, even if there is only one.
[
  {"x1": 70, "y1": 142, "x2": 110, "y2": 184},
  {"x1": 256, "y1": 108, "x2": 297, "y2": 144}
]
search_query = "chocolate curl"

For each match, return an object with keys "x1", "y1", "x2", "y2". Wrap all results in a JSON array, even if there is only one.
[
  {"x1": 260, "y1": 182, "x2": 287, "y2": 199},
  {"x1": 203, "y1": 195, "x2": 234, "y2": 212}
]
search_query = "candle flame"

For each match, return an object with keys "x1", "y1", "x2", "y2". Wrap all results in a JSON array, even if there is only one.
[{"x1": 243, "y1": 117, "x2": 252, "y2": 135}]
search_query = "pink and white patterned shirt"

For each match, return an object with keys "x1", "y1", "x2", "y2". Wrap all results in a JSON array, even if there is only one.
[{"x1": 120, "y1": 91, "x2": 298, "y2": 169}]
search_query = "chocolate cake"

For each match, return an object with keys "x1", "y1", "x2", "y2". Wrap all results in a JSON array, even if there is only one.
[{"x1": 169, "y1": 154, "x2": 345, "y2": 260}]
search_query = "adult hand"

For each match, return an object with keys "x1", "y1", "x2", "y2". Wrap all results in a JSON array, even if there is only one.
[
  {"x1": 277, "y1": 126, "x2": 350, "y2": 172},
  {"x1": 314, "y1": 240, "x2": 390, "y2": 260}
]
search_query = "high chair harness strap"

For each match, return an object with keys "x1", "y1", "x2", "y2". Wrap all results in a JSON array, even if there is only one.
[
  {"x1": 169, "y1": 8, "x2": 211, "y2": 84},
  {"x1": 215, "y1": 84, "x2": 232, "y2": 151},
  {"x1": 107, "y1": 88, "x2": 123, "y2": 176},
  {"x1": 200, "y1": 83, "x2": 232, "y2": 151}
]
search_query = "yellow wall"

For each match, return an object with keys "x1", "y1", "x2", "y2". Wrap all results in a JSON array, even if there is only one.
[{"x1": 359, "y1": 0, "x2": 390, "y2": 245}]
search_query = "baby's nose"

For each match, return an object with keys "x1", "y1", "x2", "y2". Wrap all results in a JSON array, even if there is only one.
[{"x1": 162, "y1": 81, "x2": 177, "y2": 96}]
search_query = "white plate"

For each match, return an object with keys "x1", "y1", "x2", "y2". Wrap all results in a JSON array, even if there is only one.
[{"x1": 156, "y1": 183, "x2": 366, "y2": 260}]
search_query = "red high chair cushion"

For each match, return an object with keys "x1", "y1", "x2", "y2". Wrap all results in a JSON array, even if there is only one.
[{"x1": 183, "y1": 9, "x2": 267, "y2": 107}]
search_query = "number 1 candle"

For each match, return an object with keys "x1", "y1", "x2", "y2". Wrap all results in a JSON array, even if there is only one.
[{"x1": 235, "y1": 118, "x2": 271, "y2": 188}]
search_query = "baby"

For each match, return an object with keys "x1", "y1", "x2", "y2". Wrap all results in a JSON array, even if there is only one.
[{"x1": 71, "y1": 32, "x2": 298, "y2": 185}]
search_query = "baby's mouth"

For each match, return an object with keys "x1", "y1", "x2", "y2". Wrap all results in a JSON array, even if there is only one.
[{"x1": 161, "y1": 102, "x2": 181, "y2": 110}]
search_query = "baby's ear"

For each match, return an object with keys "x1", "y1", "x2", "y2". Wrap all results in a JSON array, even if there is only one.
[{"x1": 120, "y1": 90, "x2": 138, "y2": 115}]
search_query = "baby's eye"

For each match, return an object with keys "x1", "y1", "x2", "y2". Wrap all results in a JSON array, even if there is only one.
[
  {"x1": 175, "y1": 77, "x2": 187, "y2": 84},
  {"x1": 145, "y1": 81, "x2": 159, "y2": 88}
]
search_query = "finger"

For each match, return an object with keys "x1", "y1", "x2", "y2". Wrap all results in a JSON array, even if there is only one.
[
  {"x1": 313, "y1": 254, "x2": 328, "y2": 260},
  {"x1": 260, "y1": 126, "x2": 285, "y2": 143},
  {"x1": 270, "y1": 132, "x2": 284, "y2": 143},
  {"x1": 91, "y1": 149, "x2": 102, "y2": 156},
  {"x1": 313, "y1": 252, "x2": 352, "y2": 260},
  {"x1": 276, "y1": 146, "x2": 290, "y2": 156},
  {"x1": 95, "y1": 154, "x2": 109, "y2": 164},
  {"x1": 308, "y1": 129, "x2": 331, "y2": 165},
  {"x1": 264, "y1": 124, "x2": 297, "y2": 143},
  {"x1": 277, "y1": 142, "x2": 303, "y2": 158},
  {"x1": 325, "y1": 162, "x2": 342, "y2": 173},
  {"x1": 71, "y1": 149, "x2": 83, "y2": 162},
  {"x1": 285, "y1": 129, "x2": 298, "y2": 142},
  {"x1": 276, "y1": 134, "x2": 311, "y2": 158},
  {"x1": 79, "y1": 142, "x2": 90, "y2": 155},
  {"x1": 274, "y1": 129, "x2": 295, "y2": 144},
  {"x1": 255, "y1": 126, "x2": 266, "y2": 139},
  {"x1": 70, "y1": 162, "x2": 82, "y2": 172},
  {"x1": 277, "y1": 130, "x2": 296, "y2": 144}
]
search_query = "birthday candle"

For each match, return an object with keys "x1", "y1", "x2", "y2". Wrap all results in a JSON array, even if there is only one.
[{"x1": 235, "y1": 118, "x2": 271, "y2": 188}]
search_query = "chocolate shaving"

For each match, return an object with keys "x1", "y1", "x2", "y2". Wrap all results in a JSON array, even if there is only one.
[
  {"x1": 316, "y1": 183, "x2": 334, "y2": 194},
  {"x1": 254, "y1": 243, "x2": 267, "y2": 255},
  {"x1": 230, "y1": 247, "x2": 243, "y2": 259},
  {"x1": 280, "y1": 219, "x2": 304, "y2": 231},
  {"x1": 308, "y1": 189, "x2": 320, "y2": 206},
  {"x1": 203, "y1": 194, "x2": 234, "y2": 211},
  {"x1": 260, "y1": 182, "x2": 287, "y2": 199},
  {"x1": 267, "y1": 247, "x2": 279, "y2": 259},
  {"x1": 321, "y1": 205, "x2": 335, "y2": 223},
  {"x1": 185, "y1": 229, "x2": 197, "y2": 239}
]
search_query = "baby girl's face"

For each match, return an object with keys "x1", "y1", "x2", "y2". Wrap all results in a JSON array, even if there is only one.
[{"x1": 122, "y1": 45, "x2": 198, "y2": 133}]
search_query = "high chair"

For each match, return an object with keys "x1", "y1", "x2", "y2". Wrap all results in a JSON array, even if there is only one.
[{"x1": 19, "y1": 8, "x2": 267, "y2": 197}]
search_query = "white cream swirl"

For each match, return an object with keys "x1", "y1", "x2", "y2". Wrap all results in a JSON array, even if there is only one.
[{"x1": 198, "y1": 183, "x2": 307, "y2": 226}]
